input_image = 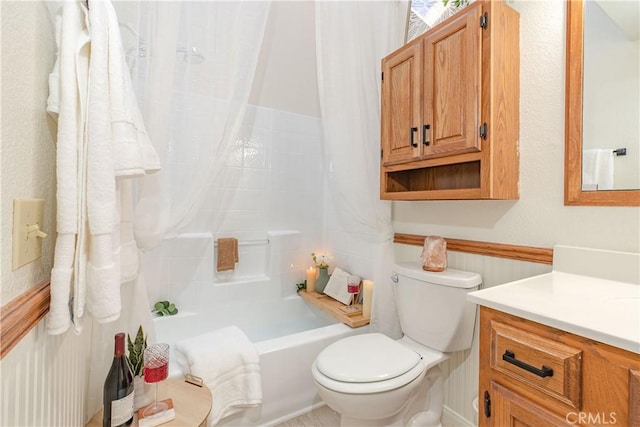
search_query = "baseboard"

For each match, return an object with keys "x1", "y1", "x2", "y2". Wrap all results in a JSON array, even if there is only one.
[
  {"x1": 442, "y1": 405, "x2": 476, "y2": 427},
  {"x1": 269, "y1": 403, "x2": 474, "y2": 427},
  {"x1": 265, "y1": 401, "x2": 326, "y2": 426}
]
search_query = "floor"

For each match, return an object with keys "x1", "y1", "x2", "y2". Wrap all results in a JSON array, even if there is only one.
[
  {"x1": 275, "y1": 405, "x2": 460, "y2": 427},
  {"x1": 275, "y1": 406, "x2": 340, "y2": 427}
]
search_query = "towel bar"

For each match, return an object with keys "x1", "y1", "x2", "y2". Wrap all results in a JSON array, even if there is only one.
[
  {"x1": 168, "y1": 234, "x2": 270, "y2": 246},
  {"x1": 214, "y1": 238, "x2": 270, "y2": 247}
]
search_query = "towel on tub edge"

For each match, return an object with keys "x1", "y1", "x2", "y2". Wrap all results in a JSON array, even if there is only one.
[{"x1": 174, "y1": 325, "x2": 262, "y2": 425}]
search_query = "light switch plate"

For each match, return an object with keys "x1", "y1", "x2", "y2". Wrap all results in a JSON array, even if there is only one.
[{"x1": 12, "y1": 198, "x2": 46, "y2": 270}]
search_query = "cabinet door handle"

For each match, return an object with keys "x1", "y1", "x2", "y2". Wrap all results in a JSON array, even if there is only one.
[
  {"x1": 484, "y1": 390, "x2": 491, "y2": 418},
  {"x1": 410, "y1": 127, "x2": 418, "y2": 147},
  {"x1": 423, "y1": 124, "x2": 430, "y2": 146},
  {"x1": 502, "y1": 350, "x2": 554, "y2": 378}
]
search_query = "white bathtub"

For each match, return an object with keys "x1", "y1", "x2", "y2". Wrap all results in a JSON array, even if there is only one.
[{"x1": 154, "y1": 295, "x2": 367, "y2": 426}]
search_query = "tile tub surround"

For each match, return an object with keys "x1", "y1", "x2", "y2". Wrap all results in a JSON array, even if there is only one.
[
  {"x1": 142, "y1": 104, "x2": 326, "y2": 310},
  {"x1": 165, "y1": 103, "x2": 324, "y2": 244},
  {"x1": 468, "y1": 245, "x2": 640, "y2": 353}
]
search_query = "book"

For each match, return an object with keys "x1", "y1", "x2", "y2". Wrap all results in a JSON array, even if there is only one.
[{"x1": 137, "y1": 399, "x2": 176, "y2": 427}]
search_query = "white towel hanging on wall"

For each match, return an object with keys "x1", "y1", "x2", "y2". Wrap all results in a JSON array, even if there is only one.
[
  {"x1": 46, "y1": 0, "x2": 160, "y2": 335},
  {"x1": 582, "y1": 149, "x2": 614, "y2": 190}
]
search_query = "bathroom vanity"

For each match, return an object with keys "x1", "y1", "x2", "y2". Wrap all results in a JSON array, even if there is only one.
[
  {"x1": 476, "y1": 307, "x2": 639, "y2": 426},
  {"x1": 469, "y1": 246, "x2": 640, "y2": 426}
]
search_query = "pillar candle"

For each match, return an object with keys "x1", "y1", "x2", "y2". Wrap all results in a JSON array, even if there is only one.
[
  {"x1": 362, "y1": 280, "x2": 373, "y2": 318},
  {"x1": 306, "y1": 267, "x2": 317, "y2": 293}
]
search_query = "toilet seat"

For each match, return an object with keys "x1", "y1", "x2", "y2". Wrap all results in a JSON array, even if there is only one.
[{"x1": 312, "y1": 333, "x2": 426, "y2": 394}]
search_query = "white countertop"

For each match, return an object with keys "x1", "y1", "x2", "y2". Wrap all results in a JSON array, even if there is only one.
[{"x1": 468, "y1": 271, "x2": 640, "y2": 354}]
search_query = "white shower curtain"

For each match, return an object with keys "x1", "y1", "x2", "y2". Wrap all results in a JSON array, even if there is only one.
[
  {"x1": 86, "y1": 1, "x2": 271, "y2": 417},
  {"x1": 128, "y1": 1, "x2": 272, "y2": 249},
  {"x1": 315, "y1": 1, "x2": 409, "y2": 338}
]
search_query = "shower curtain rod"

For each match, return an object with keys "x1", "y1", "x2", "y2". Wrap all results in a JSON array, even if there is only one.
[{"x1": 82, "y1": 2, "x2": 206, "y2": 65}]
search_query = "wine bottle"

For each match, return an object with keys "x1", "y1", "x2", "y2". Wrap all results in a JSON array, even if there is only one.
[{"x1": 103, "y1": 333, "x2": 134, "y2": 427}]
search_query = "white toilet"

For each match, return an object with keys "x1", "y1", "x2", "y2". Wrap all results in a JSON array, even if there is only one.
[{"x1": 312, "y1": 262, "x2": 481, "y2": 427}]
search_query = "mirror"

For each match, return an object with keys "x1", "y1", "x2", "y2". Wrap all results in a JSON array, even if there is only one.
[{"x1": 565, "y1": 0, "x2": 640, "y2": 206}]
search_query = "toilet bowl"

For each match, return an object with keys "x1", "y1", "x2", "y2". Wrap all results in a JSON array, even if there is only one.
[
  {"x1": 312, "y1": 263, "x2": 481, "y2": 427},
  {"x1": 312, "y1": 334, "x2": 449, "y2": 425}
]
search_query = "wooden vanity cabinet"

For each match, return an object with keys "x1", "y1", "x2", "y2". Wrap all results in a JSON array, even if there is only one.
[
  {"x1": 479, "y1": 307, "x2": 640, "y2": 427},
  {"x1": 380, "y1": 0, "x2": 519, "y2": 200}
]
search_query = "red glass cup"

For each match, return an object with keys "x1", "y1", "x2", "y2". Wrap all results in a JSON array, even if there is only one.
[
  {"x1": 143, "y1": 343, "x2": 170, "y2": 417},
  {"x1": 347, "y1": 275, "x2": 361, "y2": 307}
]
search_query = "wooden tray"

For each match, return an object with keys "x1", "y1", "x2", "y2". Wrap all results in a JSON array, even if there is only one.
[{"x1": 299, "y1": 290, "x2": 370, "y2": 328}]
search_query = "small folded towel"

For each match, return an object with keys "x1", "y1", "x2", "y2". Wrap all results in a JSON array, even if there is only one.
[
  {"x1": 421, "y1": 236, "x2": 447, "y2": 272},
  {"x1": 583, "y1": 149, "x2": 614, "y2": 190},
  {"x1": 175, "y1": 326, "x2": 262, "y2": 426},
  {"x1": 217, "y1": 238, "x2": 239, "y2": 272}
]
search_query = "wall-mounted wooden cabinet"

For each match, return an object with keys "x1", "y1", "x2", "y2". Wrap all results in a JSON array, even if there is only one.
[
  {"x1": 380, "y1": 0, "x2": 519, "y2": 200},
  {"x1": 479, "y1": 307, "x2": 640, "y2": 426}
]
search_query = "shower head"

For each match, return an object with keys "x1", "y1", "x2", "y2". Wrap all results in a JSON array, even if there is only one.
[{"x1": 119, "y1": 22, "x2": 205, "y2": 65}]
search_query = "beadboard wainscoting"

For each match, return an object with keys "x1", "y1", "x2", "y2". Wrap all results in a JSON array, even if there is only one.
[
  {"x1": 394, "y1": 244, "x2": 552, "y2": 426},
  {"x1": 0, "y1": 320, "x2": 91, "y2": 426}
]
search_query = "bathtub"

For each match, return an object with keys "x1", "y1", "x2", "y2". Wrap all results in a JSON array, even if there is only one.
[
  {"x1": 148, "y1": 230, "x2": 368, "y2": 424},
  {"x1": 155, "y1": 294, "x2": 368, "y2": 426}
]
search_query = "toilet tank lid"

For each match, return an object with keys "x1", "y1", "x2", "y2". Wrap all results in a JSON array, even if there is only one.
[{"x1": 394, "y1": 262, "x2": 482, "y2": 289}]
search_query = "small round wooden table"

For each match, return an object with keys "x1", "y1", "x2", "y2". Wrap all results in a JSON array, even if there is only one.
[{"x1": 87, "y1": 378, "x2": 212, "y2": 427}]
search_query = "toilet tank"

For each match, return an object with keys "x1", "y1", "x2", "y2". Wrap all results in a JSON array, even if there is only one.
[{"x1": 393, "y1": 262, "x2": 481, "y2": 352}]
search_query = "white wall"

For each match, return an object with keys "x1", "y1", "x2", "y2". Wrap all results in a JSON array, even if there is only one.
[
  {"x1": 393, "y1": 0, "x2": 640, "y2": 254},
  {"x1": 250, "y1": 1, "x2": 321, "y2": 118},
  {"x1": 0, "y1": 320, "x2": 91, "y2": 426},
  {"x1": 1, "y1": 0, "x2": 57, "y2": 304}
]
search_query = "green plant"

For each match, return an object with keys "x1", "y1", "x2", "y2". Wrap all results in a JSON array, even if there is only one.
[
  {"x1": 296, "y1": 282, "x2": 306, "y2": 293},
  {"x1": 126, "y1": 325, "x2": 147, "y2": 377},
  {"x1": 443, "y1": 0, "x2": 469, "y2": 7},
  {"x1": 152, "y1": 300, "x2": 178, "y2": 316}
]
